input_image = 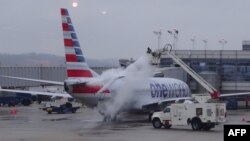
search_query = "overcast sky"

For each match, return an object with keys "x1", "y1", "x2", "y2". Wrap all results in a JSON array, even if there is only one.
[{"x1": 0, "y1": 0, "x2": 250, "y2": 59}]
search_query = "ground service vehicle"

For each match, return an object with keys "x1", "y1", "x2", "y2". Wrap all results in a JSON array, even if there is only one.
[
  {"x1": 41, "y1": 98, "x2": 82, "y2": 114},
  {"x1": 0, "y1": 93, "x2": 34, "y2": 106},
  {"x1": 151, "y1": 102, "x2": 226, "y2": 130}
]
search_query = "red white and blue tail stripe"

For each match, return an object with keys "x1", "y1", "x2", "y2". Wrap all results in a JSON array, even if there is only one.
[{"x1": 61, "y1": 8, "x2": 98, "y2": 78}]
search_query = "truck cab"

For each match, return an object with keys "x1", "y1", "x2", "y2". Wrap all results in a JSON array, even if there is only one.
[{"x1": 152, "y1": 102, "x2": 226, "y2": 131}]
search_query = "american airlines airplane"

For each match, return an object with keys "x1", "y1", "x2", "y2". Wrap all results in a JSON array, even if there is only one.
[
  {"x1": 0, "y1": 8, "x2": 191, "y2": 121},
  {"x1": 60, "y1": 8, "x2": 192, "y2": 113},
  {"x1": 1, "y1": 8, "x2": 249, "y2": 121}
]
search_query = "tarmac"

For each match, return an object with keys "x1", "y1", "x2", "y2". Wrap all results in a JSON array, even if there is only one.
[{"x1": 0, "y1": 104, "x2": 250, "y2": 141}]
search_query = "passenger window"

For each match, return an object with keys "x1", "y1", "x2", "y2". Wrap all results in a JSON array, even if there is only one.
[{"x1": 196, "y1": 108, "x2": 203, "y2": 116}]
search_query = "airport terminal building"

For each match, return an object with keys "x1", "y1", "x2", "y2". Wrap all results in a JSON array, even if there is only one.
[
  {"x1": 0, "y1": 67, "x2": 111, "y2": 88},
  {"x1": 1, "y1": 48, "x2": 250, "y2": 94},
  {"x1": 160, "y1": 49, "x2": 250, "y2": 93}
]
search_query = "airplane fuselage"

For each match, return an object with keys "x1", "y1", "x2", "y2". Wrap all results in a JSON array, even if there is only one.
[{"x1": 66, "y1": 77, "x2": 191, "y2": 110}]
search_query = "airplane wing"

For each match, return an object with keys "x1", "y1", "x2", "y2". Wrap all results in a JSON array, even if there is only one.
[
  {"x1": 141, "y1": 97, "x2": 193, "y2": 112},
  {"x1": 0, "y1": 75, "x2": 64, "y2": 85},
  {"x1": 141, "y1": 92, "x2": 250, "y2": 109},
  {"x1": 220, "y1": 92, "x2": 250, "y2": 97},
  {"x1": 157, "y1": 97, "x2": 193, "y2": 104},
  {"x1": 0, "y1": 87, "x2": 72, "y2": 98},
  {"x1": 143, "y1": 97, "x2": 193, "y2": 106},
  {"x1": 154, "y1": 92, "x2": 250, "y2": 103}
]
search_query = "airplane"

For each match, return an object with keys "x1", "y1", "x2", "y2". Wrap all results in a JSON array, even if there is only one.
[
  {"x1": 0, "y1": 8, "x2": 192, "y2": 121},
  {"x1": 1, "y1": 8, "x2": 250, "y2": 121}
]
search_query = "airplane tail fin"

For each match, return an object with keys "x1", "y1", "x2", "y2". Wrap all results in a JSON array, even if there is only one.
[{"x1": 61, "y1": 8, "x2": 98, "y2": 78}]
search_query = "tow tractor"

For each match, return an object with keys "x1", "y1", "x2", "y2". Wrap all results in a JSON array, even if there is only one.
[
  {"x1": 40, "y1": 98, "x2": 82, "y2": 114},
  {"x1": 150, "y1": 46, "x2": 227, "y2": 130}
]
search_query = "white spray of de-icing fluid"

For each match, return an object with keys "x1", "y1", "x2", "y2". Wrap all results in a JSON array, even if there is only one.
[{"x1": 94, "y1": 53, "x2": 154, "y2": 119}]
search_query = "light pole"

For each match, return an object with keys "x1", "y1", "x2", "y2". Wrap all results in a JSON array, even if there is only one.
[
  {"x1": 202, "y1": 39, "x2": 207, "y2": 51},
  {"x1": 167, "y1": 29, "x2": 179, "y2": 52},
  {"x1": 202, "y1": 39, "x2": 208, "y2": 67},
  {"x1": 219, "y1": 39, "x2": 227, "y2": 50},
  {"x1": 190, "y1": 36, "x2": 195, "y2": 50},
  {"x1": 153, "y1": 30, "x2": 162, "y2": 49}
]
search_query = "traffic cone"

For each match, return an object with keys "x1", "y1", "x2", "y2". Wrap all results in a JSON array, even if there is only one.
[
  {"x1": 10, "y1": 107, "x2": 17, "y2": 115},
  {"x1": 13, "y1": 107, "x2": 17, "y2": 115}
]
